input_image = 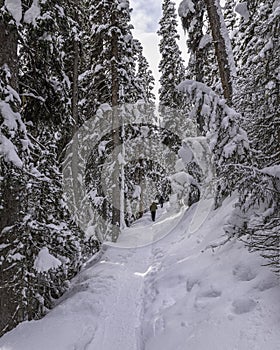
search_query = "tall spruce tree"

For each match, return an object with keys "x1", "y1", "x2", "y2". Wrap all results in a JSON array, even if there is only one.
[
  {"x1": 135, "y1": 40, "x2": 156, "y2": 103},
  {"x1": 84, "y1": 0, "x2": 155, "y2": 241},
  {"x1": 227, "y1": 0, "x2": 280, "y2": 271},
  {"x1": 179, "y1": 0, "x2": 236, "y2": 104},
  {"x1": 178, "y1": 0, "x2": 219, "y2": 132},
  {"x1": 0, "y1": 1, "x2": 96, "y2": 336},
  {"x1": 0, "y1": 1, "x2": 31, "y2": 335},
  {"x1": 158, "y1": 0, "x2": 186, "y2": 109},
  {"x1": 178, "y1": 0, "x2": 208, "y2": 83}
]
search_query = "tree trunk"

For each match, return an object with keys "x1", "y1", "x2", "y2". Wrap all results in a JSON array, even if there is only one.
[
  {"x1": 0, "y1": 18, "x2": 21, "y2": 240},
  {"x1": 111, "y1": 8, "x2": 121, "y2": 242},
  {"x1": 72, "y1": 39, "x2": 79, "y2": 132},
  {"x1": 204, "y1": 0, "x2": 233, "y2": 104},
  {"x1": 0, "y1": 17, "x2": 22, "y2": 336},
  {"x1": 0, "y1": 22, "x2": 18, "y2": 90}
]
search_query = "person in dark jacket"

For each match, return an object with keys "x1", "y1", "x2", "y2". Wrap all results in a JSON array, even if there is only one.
[
  {"x1": 150, "y1": 202, "x2": 157, "y2": 222},
  {"x1": 158, "y1": 195, "x2": 164, "y2": 208}
]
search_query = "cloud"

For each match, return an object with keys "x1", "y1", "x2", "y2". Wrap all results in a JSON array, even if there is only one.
[
  {"x1": 130, "y1": 0, "x2": 189, "y2": 101},
  {"x1": 130, "y1": 0, "x2": 162, "y2": 32}
]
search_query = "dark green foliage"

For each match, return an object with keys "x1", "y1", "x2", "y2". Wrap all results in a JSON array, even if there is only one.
[
  {"x1": 158, "y1": 0, "x2": 186, "y2": 109},
  {"x1": 230, "y1": 0, "x2": 280, "y2": 271},
  {"x1": 178, "y1": 0, "x2": 280, "y2": 271},
  {"x1": 0, "y1": 1, "x2": 99, "y2": 336}
]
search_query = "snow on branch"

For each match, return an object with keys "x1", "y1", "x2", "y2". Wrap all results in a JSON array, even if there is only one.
[
  {"x1": 0, "y1": 134, "x2": 23, "y2": 168},
  {"x1": 23, "y1": 0, "x2": 41, "y2": 25},
  {"x1": 178, "y1": 0, "x2": 195, "y2": 18},
  {"x1": 0, "y1": 65, "x2": 29, "y2": 168},
  {"x1": 177, "y1": 79, "x2": 249, "y2": 160},
  {"x1": 178, "y1": 79, "x2": 251, "y2": 201},
  {"x1": 235, "y1": 2, "x2": 249, "y2": 21},
  {"x1": 4, "y1": 0, "x2": 22, "y2": 25},
  {"x1": 33, "y1": 247, "x2": 62, "y2": 273},
  {"x1": 0, "y1": 99, "x2": 27, "y2": 167}
]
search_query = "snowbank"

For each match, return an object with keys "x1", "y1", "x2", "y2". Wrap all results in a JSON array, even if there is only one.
[{"x1": 1, "y1": 198, "x2": 279, "y2": 350}]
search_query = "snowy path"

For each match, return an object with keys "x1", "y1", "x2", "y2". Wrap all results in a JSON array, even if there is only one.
[{"x1": 1, "y1": 199, "x2": 280, "y2": 350}]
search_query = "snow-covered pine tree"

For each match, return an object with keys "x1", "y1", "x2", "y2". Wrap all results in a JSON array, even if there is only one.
[
  {"x1": 204, "y1": 0, "x2": 236, "y2": 104},
  {"x1": 178, "y1": 0, "x2": 219, "y2": 132},
  {"x1": 135, "y1": 40, "x2": 156, "y2": 104},
  {"x1": 223, "y1": 0, "x2": 239, "y2": 33},
  {"x1": 158, "y1": 0, "x2": 186, "y2": 110},
  {"x1": 226, "y1": 0, "x2": 280, "y2": 271},
  {"x1": 122, "y1": 40, "x2": 159, "y2": 220},
  {"x1": 157, "y1": 0, "x2": 188, "y2": 187},
  {"x1": 84, "y1": 0, "x2": 154, "y2": 240},
  {"x1": 0, "y1": 1, "x2": 34, "y2": 335},
  {"x1": 179, "y1": 0, "x2": 236, "y2": 105},
  {"x1": 89, "y1": 0, "x2": 140, "y2": 107},
  {"x1": 64, "y1": 0, "x2": 88, "y2": 130},
  {"x1": 0, "y1": 1, "x2": 96, "y2": 336},
  {"x1": 177, "y1": 80, "x2": 251, "y2": 207},
  {"x1": 178, "y1": 0, "x2": 210, "y2": 83},
  {"x1": 234, "y1": 0, "x2": 279, "y2": 167}
]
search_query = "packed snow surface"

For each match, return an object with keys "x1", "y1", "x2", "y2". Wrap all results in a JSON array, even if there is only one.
[{"x1": 1, "y1": 198, "x2": 280, "y2": 349}]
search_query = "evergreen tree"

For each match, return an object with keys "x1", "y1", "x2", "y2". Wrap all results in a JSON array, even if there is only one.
[
  {"x1": 135, "y1": 40, "x2": 156, "y2": 103},
  {"x1": 179, "y1": 0, "x2": 236, "y2": 104},
  {"x1": 158, "y1": 0, "x2": 186, "y2": 109},
  {"x1": 1, "y1": 1, "x2": 96, "y2": 335},
  {"x1": 178, "y1": 0, "x2": 219, "y2": 132},
  {"x1": 178, "y1": 80, "x2": 251, "y2": 207},
  {"x1": 178, "y1": 0, "x2": 209, "y2": 83},
  {"x1": 81, "y1": 0, "x2": 155, "y2": 241},
  {"x1": 0, "y1": 1, "x2": 31, "y2": 335},
  {"x1": 227, "y1": 0, "x2": 280, "y2": 271}
]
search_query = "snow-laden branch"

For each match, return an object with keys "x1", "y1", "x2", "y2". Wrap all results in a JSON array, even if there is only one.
[{"x1": 178, "y1": 79, "x2": 251, "y2": 203}]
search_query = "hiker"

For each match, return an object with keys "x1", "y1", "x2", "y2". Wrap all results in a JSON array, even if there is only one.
[
  {"x1": 158, "y1": 195, "x2": 164, "y2": 208},
  {"x1": 150, "y1": 202, "x2": 157, "y2": 222}
]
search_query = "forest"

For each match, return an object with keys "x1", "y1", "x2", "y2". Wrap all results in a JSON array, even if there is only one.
[{"x1": 0, "y1": 0, "x2": 279, "y2": 338}]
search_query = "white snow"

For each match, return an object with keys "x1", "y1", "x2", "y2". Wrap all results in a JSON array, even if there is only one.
[
  {"x1": 33, "y1": 247, "x2": 62, "y2": 273},
  {"x1": 0, "y1": 100, "x2": 27, "y2": 167},
  {"x1": 1, "y1": 198, "x2": 280, "y2": 349},
  {"x1": 215, "y1": 0, "x2": 237, "y2": 78},
  {"x1": 178, "y1": 0, "x2": 195, "y2": 18},
  {"x1": 258, "y1": 38, "x2": 274, "y2": 59},
  {"x1": 235, "y1": 2, "x2": 250, "y2": 21},
  {"x1": 261, "y1": 165, "x2": 280, "y2": 179},
  {"x1": 8, "y1": 253, "x2": 24, "y2": 261},
  {"x1": 132, "y1": 185, "x2": 141, "y2": 199},
  {"x1": 23, "y1": 0, "x2": 41, "y2": 25},
  {"x1": 4, "y1": 0, "x2": 22, "y2": 24},
  {"x1": 0, "y1": 134, "x2": 23, "y2": 168},
  {"x1": 198, "y1": 34, "x2": 212, "y2": 50},
  {"x1": 118, "y1": 152, "x2": 125, "y2": 165},
  {"x1": 273, "y1": 0, "x2": 280, "y2": 9}
]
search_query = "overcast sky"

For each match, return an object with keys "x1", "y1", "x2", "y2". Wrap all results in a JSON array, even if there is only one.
[{"x1": 130, "y1": 0, "x2": 188, "y2": 101}]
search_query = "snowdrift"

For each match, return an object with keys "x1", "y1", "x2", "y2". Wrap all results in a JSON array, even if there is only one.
[{"x1": 0, "y1": 198, "x2": 279, "y2": 350}]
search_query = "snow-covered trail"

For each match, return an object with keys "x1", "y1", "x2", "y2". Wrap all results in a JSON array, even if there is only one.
[
  {"x1": 1, "y1": 199, "x2": 280, "y2": 350},
  {"x1": 86, "y1": 204, "x2": 187, "y2": 350},
  {"x1": 0, "y1": 205, "x2": 187, "y2": 350}
]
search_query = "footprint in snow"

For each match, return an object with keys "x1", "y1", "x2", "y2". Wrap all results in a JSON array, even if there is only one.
[
  {"x1": 233, "y1": 264, "x2": 257, "y2": 282},
  {"x1": 200, "y1": 289, "x2": 222, "y2": 298},
  {"x1": 255, "y1": 277, "x2": 280, "y2": 292},
  {"x1": 186, "y1": 278, "x2": 200, "y2": 292},
  {"x1": 194, "y1": 286, "x2": 222, "y2": 309},
  {"x1": 231, "y1": 298, "x2": 257, "y2": 315}
]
